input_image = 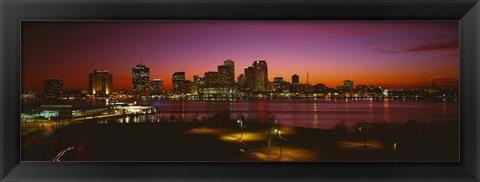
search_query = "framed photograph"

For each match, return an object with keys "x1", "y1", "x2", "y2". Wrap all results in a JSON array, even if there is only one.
[{"x1": 1, "y1": 0, "x2": 479, "y2": 181}]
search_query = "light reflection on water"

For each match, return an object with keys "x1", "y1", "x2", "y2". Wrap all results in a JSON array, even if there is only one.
[{"x1": 103, "y1": 99, "x2": 459, "y2": 129}]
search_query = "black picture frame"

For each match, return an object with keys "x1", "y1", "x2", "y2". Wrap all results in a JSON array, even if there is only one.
[{"x1": 1, "y1": 0, "x2": 479, "y2": 181}]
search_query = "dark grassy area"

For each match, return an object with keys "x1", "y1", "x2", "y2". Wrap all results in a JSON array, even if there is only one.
[
  {"x1": 21, "y1": 115, "x2": 459, "y2": 161},
  {"x1": 25, "y1": 122, "x2": 247, "y2": 161},
  {"x1": 83, "y1": 122, "x2": 244, "y2": 161}
]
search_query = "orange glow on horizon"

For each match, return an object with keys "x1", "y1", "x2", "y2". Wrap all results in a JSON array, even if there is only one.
[{"x1": 21, "y1": 21, "x2": 459, "y2": 91}]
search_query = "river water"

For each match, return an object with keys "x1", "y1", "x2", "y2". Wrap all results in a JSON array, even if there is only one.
[{"x1": 126, "y1": 99, "x2": 459, "y2": 129}]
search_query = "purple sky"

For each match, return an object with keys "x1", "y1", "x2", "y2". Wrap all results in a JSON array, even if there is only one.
[{"x1": 22, "y1": 21, "x2": 459, "y2": 91}]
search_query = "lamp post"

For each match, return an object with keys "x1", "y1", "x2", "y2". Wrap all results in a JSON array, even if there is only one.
[
  {"x1": 358, "y1": 126, "x2": 366, "y2": 147},
  {"x1": 275, "y1": 119, "x2": 283, "y2": 159},
  {"x1": 278, "y1": 130, "x2": 283, "y2": 158},
  {"x1": 393, "y1": 142, "x2": 397, "y2": 161},
  {"x1": 359, "y1": 126, "x2": 368, "y2": 160},
  {"x1": 237, "y1": 119, "x2": 243, "y2": 140}
]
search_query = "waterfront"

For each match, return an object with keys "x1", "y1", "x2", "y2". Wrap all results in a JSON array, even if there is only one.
[
  {"x1": 20, "y1": 99, "x2": 459, "y2": 161},
  {"x1": 131, "y1": 99, "x2": 458, "y2": 130},
  {"x1": 20, "y1": 21, "x2": 460, "y2": 161}
]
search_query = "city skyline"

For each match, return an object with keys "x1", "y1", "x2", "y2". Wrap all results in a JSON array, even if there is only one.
[
  {"x1": 32, "y1": 60, "x2": 458, "y2": 95},
  {"x1": 22, "y1": 21, "x2": 459, "y2": 90}
]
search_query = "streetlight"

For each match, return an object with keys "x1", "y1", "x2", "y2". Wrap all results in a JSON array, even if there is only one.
[
  {"x1": 393, "y1": 142, "x2": 397, "y2": 161},
  {"x1": 274, "y1": 128, "x2": 283, "y2": 158},
  {"x1": 358, "y1": 126, "x2": 366, "y2": 148},
  {"x1": 237, "y1": 119, "x2": 243, "y2": 140},
  {"x1": 275, "y1": 119, "x2": 283, "y2": 159}
]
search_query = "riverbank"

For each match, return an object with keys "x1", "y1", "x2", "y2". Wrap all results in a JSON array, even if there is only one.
[{"x1": 21, "y1": 118, "x2": 458, "y2": 161}]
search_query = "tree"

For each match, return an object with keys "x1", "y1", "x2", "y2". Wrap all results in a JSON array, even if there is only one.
[{"x1": 266, "y1": 114, "x2": 276, "y2": 147}]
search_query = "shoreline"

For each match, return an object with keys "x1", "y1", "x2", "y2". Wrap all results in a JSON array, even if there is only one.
[{"x1": 21, "y1": 118, "x2": 459, "y2": 162}]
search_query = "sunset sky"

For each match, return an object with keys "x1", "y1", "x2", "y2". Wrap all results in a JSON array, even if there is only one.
[{"x1": 21, "y1": 21, "x2": 459, "y2": 91}]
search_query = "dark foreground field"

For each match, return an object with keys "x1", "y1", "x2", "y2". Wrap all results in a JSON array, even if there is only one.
[{"x1": 21, "y1": 118, "x2": 458, "y2": 161}]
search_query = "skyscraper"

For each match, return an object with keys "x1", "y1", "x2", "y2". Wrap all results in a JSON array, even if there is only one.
[
  {"x1": 292, "y1": 74, "x2": 300, "y2": 84},
  {"x1": 150, "y1": 79, "x2": 164, "y2": 95},
  {"x1": 237, "y1": 74, "x2": 245, "y2": 89},
  {"x1": 172, "y1": 72, "x2": 185, "y2": 94},
  {"x1": 193, "y1": 75, "x2": 205, "y2": 87},
  {"x1": 216, "y1": 60, "x2": 235, "y2": 87},
  {"x1": 244, "y1": 66, "x2": 255, "y2": 91},
  {"x1": 132, "y1": 64, "x2": 150, "y2": 96},
  {"x1": 205, "y1": 71, "x2": 222, "y2": 87},
  {"x1": 193, "y1": 75, "x2": 205, "y2": 94},
  {"x1": 217, "y1": 65, "x2": 229, "y2": 86},
  {"x1": 182, "y1": 80, "x2": 194, "y2": 94},
  {"x1": 253, "y1": 60, "x2": 268, "y2": 91},
  {"x1": 223, "y1": 60, "x2": 235, "y2": 85},
  {"x1": 44, "y1": 79, "x2": 63, "y2": 98},
  {"x1": 89, "y1": 70, "x2": 113, "y2": 96}
]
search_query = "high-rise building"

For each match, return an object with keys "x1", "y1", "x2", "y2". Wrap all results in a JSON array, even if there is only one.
[
  {"x1": 132, "y1": 64, "x2": 150, "y2": 96},
  {"x1": 205, "y1": 71, "x2": 222, "y2": 87},
  {"x1": 150, "y1": 79, "x2": 164, "y2": 95},
  {"x1": 88, "y1": 70, "x2": 113, "y2": 96},
  {"x1": 237, "y1": 74, "x2": 245, "y2": 89},
  {"x1": 343, "y1": 80, "x2": 354, "y2": 90},
  {"x1": 253, "y1": 60, "x2": 268, "y2": 91},
  {"x1": 182, "y1": 80, "x2": 194, "y2": 94},
  {"x1": 193, "y1": 75, "x2": 205, "y2": 87},
  {"x1": 172, "y1": 72, "x2": 185, "y2": 94},
  {"x1": 244, "y1": 66, "x2": 255, "y2": 91},
  {"x1": 217, "y1": 65, "x2": 229, "y2": 86},
  {"x1": 292, "y1": 74, "x2": 300, "y2": 84},
  {"x1": 223, "y1": 60, "x2": 235, "y2": 85},
  {"x1": 44, "y1": 79, "x2": 63, "y2": 98},
  {"x1": 216, "y1": 60, "x2": 235, "y2": 87},
  {"x1": 193, "y1": 75, "x2": 205, "y2": 94},
  {"x1": 274, "y1": 77, "x2": 284, "y2": 92}
]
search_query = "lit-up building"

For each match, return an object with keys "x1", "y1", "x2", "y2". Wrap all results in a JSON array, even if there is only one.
[
  {"x1": 150, "y1": 79, "x2": 164, "y2": 95},
  {"x1": 193, "y1": 75, "x2": 205, "y2": 87},
  {"x1": 253, "y1": 60, "x2": 269, "y2": 91},
  {"x1": 89, "y1": 70, "x2": 113, "y2": 96},
  {"x1": 63, "y1": 90, "x2": 86, "y2": 100},
  {"x1": 196, "y1": 60, "x2": 237, "y2": 97},
  {"x1": 237, "y1": 74, "x2": 245, "y2": 89},
  {"x1": 199, "y1": 73, "x2": 231, "y2": 96},
  {"x1": 292, "y1": 83, "x2": 304, "y2": 93},
  {"x1": 44, "y1": 79, "x2": 63, "y2": 98},
  {"x1": 198, "y1": 87, "x2": 231, "y2": 97},
  {"x1": 32, "y1": 105, "x2": 112, "y2": 119},
  {"x1": 205, "y1": 71, "x2": 222, "y2": 87},
  {"x1": 244, "y1": 66, "x2": 255, "y2": 91},
  {"x1": 193, "y1": 75, "x2": 205, "y2": 94},
  {"x1": 343, "y1": 80, "x2": 354, "y2": 90},
  {"x1": 216, "y1": 60, "x2": 235, "y2": 86},
  {"x1": 132, "y1": 64, "x2": 150, "y2": 96},
  {"x1": 182, "y1": 80, "x2": 194, "y2": 94},
  {"x1": 223, "y1": 60, "x2": 235, "y2": 85},
  {"x1": 273, "y1": 77, "x2": 284, "y2": 92},
  {"x1": 218, "y1": 65, "x2": 229, "y2": 85},
  {"x1": 172, "y1": 72, "x2": 185, "y2": 94}
]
